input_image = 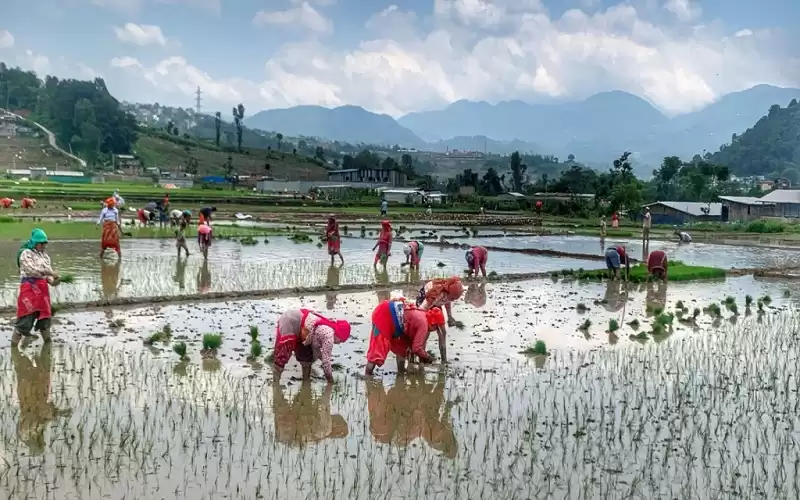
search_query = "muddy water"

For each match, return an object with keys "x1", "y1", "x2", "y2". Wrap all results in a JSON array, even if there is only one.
[
  {"x1": 2, "y1": 297, "x2": 799, "y2": 498},
  {"x1": 468, "y1": 234, "x2": 800, "y2": 268},
  {"x1": 0, "y1": 239, "x2": 600, "y2": 306}
]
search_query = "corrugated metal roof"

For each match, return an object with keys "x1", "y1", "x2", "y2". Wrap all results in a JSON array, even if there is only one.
[
  {"x1": 759, "y1": 189, "x2": 800, "y2": 204},
  {"x1": 718, "y1": 195, "x2": 773, "y2": 205},
  {"x1": 649, "y1": 201, "x2": 721, "y2": 217},
  {"x1": 383, "y1": 189, "x2": 421, "y2": 194}
]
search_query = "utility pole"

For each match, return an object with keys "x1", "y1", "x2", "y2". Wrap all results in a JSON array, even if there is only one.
[{"x1": 194, "y1": 86, "x2": 202, "y2": 138}]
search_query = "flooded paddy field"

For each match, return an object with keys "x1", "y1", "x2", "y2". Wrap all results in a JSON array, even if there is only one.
[
  {"x1": 1, "y1": 276, "x2": 800, "y2": 498},
  {"x1": 0, "y1": 239, "x2": 600, "y2": 306},
  {"x1": 467, "y1": 234, "x2": 800, "y2": 268}
]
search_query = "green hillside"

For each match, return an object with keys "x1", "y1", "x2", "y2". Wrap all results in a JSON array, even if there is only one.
[{"x1": 709, "y1": 99, "x2": 800, "y2": 178}]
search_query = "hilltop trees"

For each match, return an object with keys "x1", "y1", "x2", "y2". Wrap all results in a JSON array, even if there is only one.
[
  {"x1": 214, "y1": 112, "x2": 222, "y2": 147},
  {"x1": 232, "y1": 104, "x2": 245, "y2": 152}
]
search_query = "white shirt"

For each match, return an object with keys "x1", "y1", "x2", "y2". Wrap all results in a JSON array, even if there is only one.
[
  {"x1": 643, "y1": 212, "x2": 651, "y2": 229},
  {"x1": 679, "y1": 232, "x2": 692, "y2": 242},
  {"x1": 97, "y1": 206, "x2": 119, "y2": 224},
  {"x1": 170, "y1": 209, "x2": 183, "y2": 219}
]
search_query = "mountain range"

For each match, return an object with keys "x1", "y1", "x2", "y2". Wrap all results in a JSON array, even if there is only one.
[{"x1": 245, "y1": 85, "x2": 800, "y2": 167}]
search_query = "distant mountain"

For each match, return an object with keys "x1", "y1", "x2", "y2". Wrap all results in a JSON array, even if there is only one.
[
  {"x1": 399, "y1": 85, "x2": 800, "y2": 167},
  {"x1": 426, "y1": 135, "x2": 541, "y2": 155},
  {"x1": 707, "y1": 98, "x2": 800, "y2": 177},
  {"x1": 245, "y1": 105, "x2": 426, "y2": 148}
]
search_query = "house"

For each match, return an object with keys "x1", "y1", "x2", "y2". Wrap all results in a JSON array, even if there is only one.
[
  {"x1": 0, "y1": 116, "x2": 17, "y2": 137},
  {"x1": 758, "y1": 189, "x2": 800, "y2": 217},
  {"x1": 327, "y1": 168, "x2": 407, "y2": 187},
  {"x1": 113, "y1": 154, "x2": 142, "y2": 176},
  {"x1": 645, "y1": 201, "x2": 722, "y2": 224},
  {"x1": 718, "y1": 196, "x2": 776, "y2": 221},
  {"x1": 426, "y1": 192, "x2": 448, "y2": 204},
  {"x1": 381, "y1": 188, "x2": 424, "y2": 204}
]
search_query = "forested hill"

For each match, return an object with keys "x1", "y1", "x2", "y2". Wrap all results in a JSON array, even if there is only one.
[{"x1": 708, "y1": 99, "x2": 800, "y2": 179}]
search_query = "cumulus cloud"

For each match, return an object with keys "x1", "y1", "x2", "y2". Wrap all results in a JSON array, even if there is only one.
[
  {"x1": 114, "y1": 23, "x2": 170, "y2": 47},
  {"x1": 112, "y1": 0, "x2": 800, "y2": 117},
  {"x1": 17, "y1": 50, "x2": 52, "y2": 75},
  {"x1": 0, "y1": 30, "x2": 14, "y2": 49},
  {"x1": 91, "y1": 0, "x2": 142, "y2": 14},
  {"x1": 253, "y1": 2, "x2": 333, "y2": 35}
]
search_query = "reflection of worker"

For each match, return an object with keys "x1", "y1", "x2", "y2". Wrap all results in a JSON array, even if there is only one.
[
  {"x1": 366, "y1": 374, "x2": 458, "y2": 458},
  {"x1": 646, "y1": 280, "x2": 668, "y2": 311},
  {"x1": 197, "y1": 260, "x2": 211, "y2": 293},
  {"x1": 325, "y1": 264, "x2": 340, "y2": 310},
  {"x1": 603, "y1": 280, "x2": 625, "y2": 312},
  {"x1": 173, "y1": 257, "x2": 187, "y2": 290},
  {"x1": 100, "y1": 259, "x2": 122, "y2": 299},
  {"x1": 464, "y1": 282, "x2": 487, "y2": 308},
  {"x1": 273, "y1": 380, "x2": 348, "y2": 447},
  {"x1": 12, "y1": 343, "x2": 71, "y2": 456}
]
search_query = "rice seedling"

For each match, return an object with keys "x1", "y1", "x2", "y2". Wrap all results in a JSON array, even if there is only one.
[
  {"x1": 762, "y1": 294, "x2": 772, "y2": 305},
  {"x1": 706, "y1": 303, "x2": 722, "y2": 317},
  {"x1": 172, "y1": 341, "x2": 188, "y2": 360},
  {"x1": 247, "y1": 341, "x2": 262, "y2": 361},
  {"x1": 745, "y1": 295, "x2": 753, "y2": 307},
  {"x1": 723, "y1": 296, "x2": 736, "y2": 306},
  {"x1": 249, "y1": 325, "x2": 259, "y2": 342},
  {"x1": 627, "y1": 319, "x2": 640, "y2": 329},
  {"x1": 629, "y1": 331, "x2": 649, "y2": 341},
  {"x1": 59, "y1": 274, "x2": 75, "y2": 283},
  {"x1": 784, "y1": 290, "x2": 791, "y2": 297},
  {"x1": 240, "y1": 235, "x2": 259, "y2": 245},
  {"x1": 675, "y1": 300, "x2": 685, "y2": 310},
  {"x1": 521, "y1": 339, "x2": 548, "y2": 355},
  {"x1": 579, "y1": 318, "x2": 591, "y2": 331},
  {"x1": 143, "y1": 331, "x2": 164, "y2": 345},
  {"x1": 201, "y1": 333, "x2": 223, "y2": 358},
  {"x1": 576, "y1": 302, "x2": 588, "y2": 312},
  {"x1": 608, "y1": 319, "x2": 619, "y2": 333}
]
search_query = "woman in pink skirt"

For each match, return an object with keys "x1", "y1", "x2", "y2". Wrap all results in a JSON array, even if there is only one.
[{"x1": 273, "y1": 308, "x2": 351, "y2": 383}]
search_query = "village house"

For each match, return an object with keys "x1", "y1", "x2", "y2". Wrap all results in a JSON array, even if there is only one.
[{"x1": 644, "y1": 201, "x2": 722, "y2": 224}]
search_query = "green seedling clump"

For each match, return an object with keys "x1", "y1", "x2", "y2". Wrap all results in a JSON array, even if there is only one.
[
  {"x1": 762, "y1": 295, "x2": 772, "y2": 305},
  {"x1": 249, "y1": 325, "x2": 259, "y2": 342},
  {"x1": 706, "y1": 303, "x2": 722, "y2": 317},
  {"x1": 60, "y1": 274, "x2": 75, "y2": 284},
  {"x1": 608, "y1": 319, "x2": 619, "y2": 333},
  {"x1": 745, "y1": 295, "x2": 753, "y2": 307},
  {"x1": 579, "y1": 319, "x2": 592, "y2": 331},
  {"x1": 202, "y1": 333, "x2": 223, "y2": 353},
  {"x1": 172, "y1": 341, "x2": 188, "y2": 360},
  {"x1": 522, "y1": 340, "x2": 549, "y2": 356},
  {"x1": 675, "y1": 300, "x2": 685, "y2": 310},
  {"x1": 576, "y1": 303, "x2": 588, "y2": 312},
  {"x1": 240, "y1": 236, "x2": 258, "y2": 245},
  {"x1": 627, "y1": 319, "x2": 640, "y2": 329},
  {"x1": 143, "y1": 332, "x2": 164, "y2": 345},
  {"x1": 784, "y1": 290, "x2": 791, "y2": 298},
  {"x1": 248, "y1": 341, "x2": 262, "y2": 361}
]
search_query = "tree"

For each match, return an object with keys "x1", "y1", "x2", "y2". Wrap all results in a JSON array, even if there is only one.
[
  {"x1": 276, "y1": 133, "x2": 283, "y2": 151},
  {"x1": 232, "y1": 104, "x2": 245, "y2": 152},
  {"x1": 214, "y1": 112, "x2": 222, "y2": 147},
  {"x1": 481, "y1": 168, "x2": 503, "y2": 196},
  {"x1": 510, "y1": 151, "x2": 526, "y2": 192},
  {"x1": 314, "y1": 146, "x2": 325, "y2": 162},
  {"x1": 185, "y1": 156, "x2": 199, "y2": 175},
  {"x1": 653, "y1": 156, "x2": 681, "y2": 200}
]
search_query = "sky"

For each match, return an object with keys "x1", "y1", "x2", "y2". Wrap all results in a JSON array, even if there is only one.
[{"x1": 1, "y1": 0, "x2": 799, "y2": 118}]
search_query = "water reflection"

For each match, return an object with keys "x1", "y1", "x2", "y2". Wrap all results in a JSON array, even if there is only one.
[
  {"x1": 12, "y1": 344, "x2": 71, "y2": 455},
  {"x1": 465, "y1": 282, "x2": 487, "y2": 308},
  {"x1": 100, "y1": 260, "x2": 121, "y2": 299},
  {"x1": 173, "y1": 258, "x2": 187, "y2": 290},
  {"x1": 325, "y1": 264, "x2": 341, "y2": 310},
  {"x1": 273, "y1": 381, "x2": 348, "y2": 447},
  {"x1": 646, "y1": 280, "x2": 668, "y2": 311},
  {"x1": 603, "y1": 280, "x2": 626, "y2": 312},
  {"x1": 197, "y1": 260, "x2": 211, "y2": 293},
  {"x1": 366, "y1": 374, "x2": 458, "y2": 458}
]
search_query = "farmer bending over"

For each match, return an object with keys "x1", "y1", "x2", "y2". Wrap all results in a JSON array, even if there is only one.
[{"x1": 604, "y1": 245, "x2": 629, "y2": 280}]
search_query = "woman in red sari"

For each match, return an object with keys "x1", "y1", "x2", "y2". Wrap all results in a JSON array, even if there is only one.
[
  {"x1": 97, "y1": 197, "x2": 121, "y2": 258},
  {"x1": 372, "y1": 220, "x2": 392, "y2": 268},
  {"x1": 325, "y1": 216, "x2": 344, "y2": 265},
  {"x1": 13, "y1": 229, "x2": 59, "y2": 345}
]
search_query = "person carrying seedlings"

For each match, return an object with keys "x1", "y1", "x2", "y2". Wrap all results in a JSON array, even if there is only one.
[
  {"x1": 13, "y1": 229, "x2": 59, "y2": 345},
  {"x1": 674, "y1": 229, "x2": 692, "y2": 243},
  {"x1": 402, "y1": 240, "x2": 424, "y2": 270},
  {"x1": 647, "y1": 249, "x2": 668, "y2": 280},
  {"x1": 642, "y1": 206, "x2": 652, "y2": 242},
  {"x1": 365, "y1": 299, "x2": 438, "y2": 376},
  {"x1": 197, "y1": 222, "x2": 212, "y2": 259},
  {"x1": 604, "y1": 245, "x2": 629, "y2": 280},
  {"x1": 373, "y1": 220, "x2": 393, "y2": 267},
  {"x1": 465, "y1": 246, "x2": 489, "y2": 277},
  {"x1": 272, "y1": 308, "x2": 352, "y2": 383},
  {"x1": 325, "y1": 215, "x2": 344, "y2": 264},
  {"x1": 416, "y1": 276, "x2": 464, "y2": 327},
  {"x1": 97, "y1": 197, "x2": 121, "y2": 258}
]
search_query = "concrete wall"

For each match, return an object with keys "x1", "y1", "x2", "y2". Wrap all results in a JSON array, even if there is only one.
[{"x1": 722, "y1": 201, "x2": 775, "y2": 222}]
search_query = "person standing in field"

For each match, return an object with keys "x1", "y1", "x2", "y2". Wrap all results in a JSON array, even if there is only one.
[
  {"x1": 647, "y1": 249, "x2": 668, "y2": 280},
  {"x1": 402, "y1": 240, "x2": 424, "y2": 271},
  {"x1": 605, "y1": 245, "x2": 629, "y2": 280},
  {"x1": 416, "y1": 276, "x2": 464, "y2": 327},
  {"x1": 13, "y1": 229, "x2": 59, "y2": 345},
  {"x1": 373, "y1": 220, "x2": 392, "y2": 268},
  {"x1": 199, "y1": 206, "x2": 216, "y2": 225},
  {"x1": 535, "y1": 199, "x2": 543, "y2": 215},
  {"x1": 380, "y1": 199, "x2": 388, "y2": 217},
  {"x1": 325, "y1": 215, "x2": 344, "y2": 264},
  {"x1": 272, "y1": 308, "x2": 352, "y2": 383},
  {"x1": 97, "y1": 197, "x2": 121, "y2": 258},
  {"x1": 611, "y1": 211, "x2": 619, "y2": 229},
  {"x1": 642, "y1": 206, "x2": 652, "y2": 243},
  {"x1": 175, "y1": 212, "x2": 190, "y2": 258},
  {"x1": 465, "y1": 246, "x2": 488, "y2": 277},
  {"x1": 600, "y1": 216, "x2": 607, "y2": 236}
]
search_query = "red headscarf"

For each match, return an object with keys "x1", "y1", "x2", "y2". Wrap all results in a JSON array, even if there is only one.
[
  {"x1": 326, "y1": 216, "x2": 338, "y2": 234},
  {"x1": 105, "y1": 197, "x2": 116, "y2": 208},
  {"x1": 426, "y1": 307, "x2": 445, "y2": 328},
  {"x1": 424, "y1": 277, "x2": 464, "y2": 304}
]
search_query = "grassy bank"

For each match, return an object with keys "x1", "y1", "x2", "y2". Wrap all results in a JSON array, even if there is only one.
[
  {"x1": 553, "y1": 261, "x2": 726, "y2": 283},
  {"x1": 0, "y1": 219, "x2": 286, "y2": 241}
]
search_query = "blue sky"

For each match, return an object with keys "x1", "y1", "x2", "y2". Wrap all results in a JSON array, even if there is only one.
[{"x1": 2, "y1": 0, "x2": 799, "y2": 117}]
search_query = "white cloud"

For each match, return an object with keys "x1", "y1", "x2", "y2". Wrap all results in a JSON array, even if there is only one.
[
  {"x1": 735, "y1": 29, "x2": 753, "y2": 37},
  {"x1": 16, "y1": 50, "x2": 51, "y2": 75},
  {"x1": 156, "y1": 0, "x2": 221, "y2": 13},
  {"x1": 0, "y1": 30, "x2": 14, "y2": 49},
  {"x1": 663, "y1": 0, "x2": 701, "y2": 22},
  {"x1": 253, "y1": 2, "x2": 333, "y2": 35},
  {"x1": 91, "y1": 0, "x2": 142, "y2": 14},
  {"x1": 112, "y1": 0, "x2": 800, "y2": 117},
  {"x1": 111, "y1": 56, "x2": 143, "y2": 69},
  {"x1": 114, "y1": 23, "x2": 169, "y2": 47}
]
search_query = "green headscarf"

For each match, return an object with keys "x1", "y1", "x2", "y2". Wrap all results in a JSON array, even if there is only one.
[{"x1": 17, "y1": 228, "x2": 48, "y2": 267}]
